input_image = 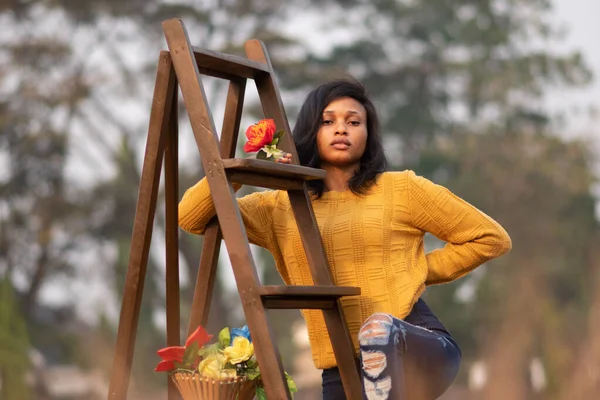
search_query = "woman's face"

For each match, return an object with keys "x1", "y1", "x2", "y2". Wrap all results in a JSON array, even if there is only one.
[{"x1": 316, "y1": 97, "x2": 368, "y2": 169}]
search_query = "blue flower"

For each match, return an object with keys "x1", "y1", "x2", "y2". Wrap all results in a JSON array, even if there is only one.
[{"x1": 230, "y1": 325, "x2": 251, "y2": 344}]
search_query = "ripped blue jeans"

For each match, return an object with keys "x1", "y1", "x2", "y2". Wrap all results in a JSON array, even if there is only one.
[{"x1": 322, "y1": 299, "x2": 461, "y2": 400}]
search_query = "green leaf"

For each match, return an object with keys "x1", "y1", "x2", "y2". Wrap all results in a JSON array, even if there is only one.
[
  {"x1": 246, "y1": 358, "x2": 258, "y2": 369},
  {"x1": 245, "y1": 368, "x2": 261, "y2": 381},
  {"x1": 256, "y1": 150, "x2": 268, "y2": 160},
  {"x1": 197, "y1": 343, "x2": 219, "y2": 358},
  {"x1": 274, "y1": 130, "x2": 285, "y2": 142},
  {"x1": 256, "y1": 386, "x2": 267, "y2": 400},
  {"x1": 285, "y1": 372, "x2": 298, "y2": 394},
  {"x1": 183, "y1": 342, "x2": 199, "y2": 366},
  {"x1": 218, "y1": 327, "x2": 230, "y2": 348}
]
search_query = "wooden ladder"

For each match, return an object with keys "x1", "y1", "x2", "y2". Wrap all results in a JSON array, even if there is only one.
[{"x1": 107, "y1": 18, "x2": 362, "y2": 400}]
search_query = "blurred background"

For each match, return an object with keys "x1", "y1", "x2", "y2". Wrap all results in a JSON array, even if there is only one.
[{"x1": 1, "y1": 0, "x2": 599, "y2": 399}]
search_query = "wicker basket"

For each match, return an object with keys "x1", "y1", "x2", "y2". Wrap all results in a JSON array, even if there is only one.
[{"x1": 171, "y1": 372, "x2": 255, "y2": 400}]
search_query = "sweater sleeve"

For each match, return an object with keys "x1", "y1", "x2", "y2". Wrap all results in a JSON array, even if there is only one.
[
  {"x1": 405, "y1": 170, "x2": 512, "y2": 285},
  {"x1": 178, "y1": 178, "x2": 277, "y2": 248}
]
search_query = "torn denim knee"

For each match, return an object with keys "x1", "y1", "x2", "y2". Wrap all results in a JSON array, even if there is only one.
[
  {"x1": 358, "y1": 313, "x2": 394, "y2": 346},
  {"x1": 361, "y1": 350, "x2": 387, "y2": 378},
  {"x1": 364, "y1": 375, "x2": 392, "y2": 400}
]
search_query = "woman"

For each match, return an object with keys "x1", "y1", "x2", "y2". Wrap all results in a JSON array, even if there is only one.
[{"x1": 178, "y1": 79, "x2": 512, "y2": 399}]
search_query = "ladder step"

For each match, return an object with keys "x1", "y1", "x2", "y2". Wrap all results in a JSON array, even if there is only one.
[
  {"x1": 260, "y1": 285, "x2": 361, "y2": 297},
  {"x1": 192, "y1": 46, "x2": 269, "y2": 80},
  {"x1": 259, "y1": 285, "x2": 361, "y2": 310},
  {"x1": 223, "y1": 158, "x2": 326, "y2": 190}
]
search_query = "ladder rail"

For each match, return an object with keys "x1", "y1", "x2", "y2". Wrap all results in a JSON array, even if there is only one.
[
  {"x1": 107, "y1": 51, "x2": 177, "y2": 400},
  {"x1": 192, "y1": 46, "x2": 269, "y2": 79},
  {"x1": 163, "y1": 18, "x2": 291, "y2": 399},
  {"x1": 188, "y1": 78, "x2": 247, "y2": 336},
  {"x1": 245, "y1": 38, "x2": 364, "y2": 400},
  {"x1": 109, "y1": 18, "x2": 364, "y2": 400}
]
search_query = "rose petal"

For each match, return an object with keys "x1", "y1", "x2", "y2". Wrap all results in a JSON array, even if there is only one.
[
  {"x1": 157, "y1": 346, "x2": 185, "y2": 362},
  {"x1": 185, "y1": 325, "x2": 213, "y2": 348},
  {"x1": 244, "y1": 119, "x2": 277, "y2": 152},
  {"x1": 155, "y1": 360, "x2": 175, "y2": 372}
]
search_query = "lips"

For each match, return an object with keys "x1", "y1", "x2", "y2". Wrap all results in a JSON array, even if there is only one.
[{"x1": 330, "y1": 138, "x2": 351, "y2": 150}]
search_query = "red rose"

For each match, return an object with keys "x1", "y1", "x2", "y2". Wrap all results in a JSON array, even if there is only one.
[{"x1": 244, "y1": 119, "x2": 276, "y2": 152}]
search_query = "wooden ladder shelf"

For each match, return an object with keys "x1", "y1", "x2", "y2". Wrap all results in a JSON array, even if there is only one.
[{"x1": 107, "y1": 18, "x2": 362, "y2": 400}]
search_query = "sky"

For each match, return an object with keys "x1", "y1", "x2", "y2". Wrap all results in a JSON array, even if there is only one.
[{"x1": 548, "y1": 0, "x2": 600, "y2": 138}]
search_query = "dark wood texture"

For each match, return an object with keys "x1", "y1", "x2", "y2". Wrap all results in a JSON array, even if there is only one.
[
  {"x1": 188, "y1": 218, "x2": 221, "y2": 335},
  {"x1": 164, "y1": 77, "x2": 180, "y2": 400},
  {"x1": 262, "y1": 298, "x2": 337, "y2": 310},
  {"x1": 287, "y1": 189, "x2": 363, "y2": 398},
  {"x1": 222, "y1": 158, "x2": 326, "y2": 180},
  {"x1": 188, "y1": 80, "x2": 246, "y2": 335},
  {"x1": 192, "y1": 46, "x2": 269, "y2": 80},
  {"x1": 244, "y1": 40, "x2": 298, "y2": 162},
  {"x1": 109, "y1": 18, "x2": 362, "y2": 400},
  {"x1": 246, "y1": 38, "x2": 363, "y2": 399},
  {"x1": 236, "y1": 45, "x2": 360, "y2": 394},
  {"x1": 223, "y1": 158, "x2": 325, "y2": 190},
  {"x1": 107, "y1": 51, "x2": 176, "y2": 400},
  {"x1": 226, "y1": 171, "x2": 305, "y2": 191},
  {"x1": 162, "y1": 19, "x2": 291, "y2": 399},
  {"x1": 260, "y1": 285, "x2": 361, "y2": 297},
  {"x1": 260, "y1": 284, "x2": 362, "y2": 310}
]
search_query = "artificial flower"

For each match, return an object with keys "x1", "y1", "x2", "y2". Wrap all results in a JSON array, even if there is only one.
[
  {"x1": 157, "y1": 346, "x2": 185, "y2": 363},
  {"x1": 244, "y1": 119, "x2": 276, "y2": 152},
  {"x1": 154, "y1": 325, "x2": 211, "y2": 372},
  {"x1": 218, "y1": 327, "x2": 231, "y2": 348},
  {"x1": 219, "y1": 368, "x2": 238, "y2": 379},
  {"x1": 155, "y1": 345, "x2": 186, "y2": 372},
  {"x1": 230, "y1": 325, "x2": 251, "y2": 344},
  {"x1": 154, "y1": 359, "x2": 176, "y2": 372},
  {"x1": 198, "y1": 353, "x2": 228, "y2": 379},
  {"x1": 186, "y1": 324, "x2": 213, "y2": 347},
  {"x1": 155, "y1": 323, "x2": 297, "y2": 399},
  {"x1": 224, "y1": 336, "x2": 254, "y2": 365}
]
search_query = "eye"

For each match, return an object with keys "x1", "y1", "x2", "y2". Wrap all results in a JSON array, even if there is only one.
[
  {"x1": 348, "y1": 120, "x2": 361, "y2": 126},
  {"x1": 322, "y1": 119, "x2": 333, "y2": 125}
]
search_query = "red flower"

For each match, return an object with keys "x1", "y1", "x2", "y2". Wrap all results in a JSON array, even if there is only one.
[
  {"x1": 186, "y1": 325, "x2": 212, "y2": 347},
  {"x1": 155, "y1": 360, "x2": 176, "y2": 372},
  {"x1": 154, "y1": 325, "x2": 213, "y2": 373},
  {"x1": 157, "y1": 346, "x2": 185, "y2": 362},
  {"x1": 244, "y1": 119, "x2": 276, "y2": 152}
]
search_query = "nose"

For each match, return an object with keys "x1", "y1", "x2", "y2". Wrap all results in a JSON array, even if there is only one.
[{"x1": 334, "y1": 121, "x2": 347, "y2": 135}]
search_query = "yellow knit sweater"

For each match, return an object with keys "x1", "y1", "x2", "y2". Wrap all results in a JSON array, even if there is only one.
[{"x1": 178, "y1": 170, "x2": 512, "y2": 369}]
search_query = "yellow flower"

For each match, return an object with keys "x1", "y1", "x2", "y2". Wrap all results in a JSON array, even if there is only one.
[
  {"x1": 219, "y1": 368, "x2": 237, "y2": 379},
  {"x1": 223, "y1": 337, "x2": 254, "y2": 365},
  {"x1": 198, "y1": 353, "x2": 228, "y2": 379}
]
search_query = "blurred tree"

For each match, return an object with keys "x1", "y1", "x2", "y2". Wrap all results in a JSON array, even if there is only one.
[
  {"x1": 1, "y1": 0, "x2": 598, "y2": 398},
  {"x1": 266, "y1": 0, "x2": 596, "y2": 398},
  {"x1": 562, "y1": 231, "x2": 600, "y2": 399},
  {"x1": 276, "y1": 0, "x2": 591, "y2": 165},
  {"x1": 1, "y1": 0, "x2": 307, "y2": 392},
  {"x1": 0, "y1": 29, "x2": 91, "y2": 314},
  {"x1": 420, "y1": 131, "x2": 598, "y2": 399},
  {"x1": 0, "y1": 278, "x2": 32, "y2": 400}
]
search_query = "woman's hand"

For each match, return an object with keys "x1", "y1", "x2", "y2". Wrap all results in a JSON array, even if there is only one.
[{"x1": 275, "y1": 153, "x2": 293, "y2": 164}]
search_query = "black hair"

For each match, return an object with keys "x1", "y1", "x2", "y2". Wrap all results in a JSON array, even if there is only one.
[{"x1": 292, "y1": 78, "x2": 388, "y2": 198}]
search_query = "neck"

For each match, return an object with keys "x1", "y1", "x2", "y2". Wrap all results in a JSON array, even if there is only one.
[{"x1": 321, "y1": 164, "x2": 358, "y2": 192}]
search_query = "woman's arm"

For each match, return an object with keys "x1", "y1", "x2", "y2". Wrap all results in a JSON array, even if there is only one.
[
  {"x1": 406, "y1": 171, "x2": 512, "y2": 285},
  {"x1": 178, "y1": 178, "x2": 276, "y2": 247}
]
